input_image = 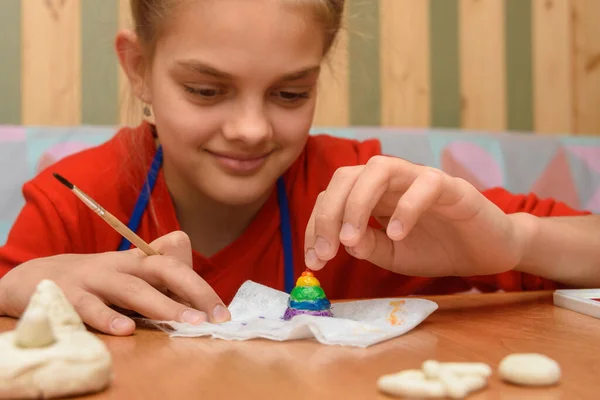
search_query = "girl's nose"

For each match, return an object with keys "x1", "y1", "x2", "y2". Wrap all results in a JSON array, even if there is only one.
[{"x1": 222, "y1": 101, "x2": 273, "y2": 146}]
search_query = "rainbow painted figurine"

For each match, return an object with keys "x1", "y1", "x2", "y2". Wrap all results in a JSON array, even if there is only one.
[{"x1": 283, "y1": 270, "x2": 333, "y2": 320}]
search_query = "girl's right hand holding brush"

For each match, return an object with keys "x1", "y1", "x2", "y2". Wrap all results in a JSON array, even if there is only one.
[{"x1": 0, "y1": 231, "x2": 230, "y2": 336}]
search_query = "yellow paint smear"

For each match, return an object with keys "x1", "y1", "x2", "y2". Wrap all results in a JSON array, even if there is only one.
[{"x1": 387, "y1": 300, "x2": 406, "y2": 325}]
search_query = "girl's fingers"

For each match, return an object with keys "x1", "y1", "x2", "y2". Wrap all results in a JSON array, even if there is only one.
[
  {"x1": 124, "y1": 230, "x2": 230, "y2": 323},
  {"x1": 304, "y1": 192, "x2": 328, "y2": 270},
  {"x1": 138, "y1": 255, "x2": 230, "y2": 323},
  {"x1": 339, "y1": 157, "x2": 398, "y2": 247},
  {"x1": 73, "y1": 291, "x2": 136, "y2": 336},
  {"x1": 345, "y1": 226, "x2": 396, "y2": 269},
  {"x1": 340, "y1": 157, "x2": 437, "y2": 247},
  {"x1": 386, "y1": 169, "x2": 445, "y2": 241},
  {"x1": 93, "y1": 272, "x2": 209, "y2": 325},
  {"x1": 307, "y1": 166, "x2": 363, "y2": 267},
  {"x1": 149, "y1": 231, "x2": 194, "y2": 268}
]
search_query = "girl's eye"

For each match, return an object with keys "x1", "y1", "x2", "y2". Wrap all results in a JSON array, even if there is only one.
[
  {"x1": 273, "y1": 91, "x2": 310, "y2": 102},
  {"x1": 184, "y1": 86, "x2": 227, "y2": 98}
]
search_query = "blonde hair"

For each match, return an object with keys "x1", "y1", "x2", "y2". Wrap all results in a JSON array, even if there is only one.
[
  {"x1": 130, "y1": 0, "x2": 345, "y2": 57},
  {"x1": 121, "y1": 0, "x2": 345, "y2": 126}
]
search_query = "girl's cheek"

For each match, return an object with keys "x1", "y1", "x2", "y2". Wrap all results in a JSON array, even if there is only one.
[{"x1": 272, "y1": 106, "x2": 315, "y2": 140}]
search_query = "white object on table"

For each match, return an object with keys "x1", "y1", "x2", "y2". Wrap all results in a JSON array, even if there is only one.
[
  {"x1": 553, "y1": 288, "x2": 600, "y2": 319},
  {"x1": 148, "y1": 280, "x2": 439, "y2": 348},
  {"x1": 0, "y1": 280, "x2": 113, "y2": 399}
]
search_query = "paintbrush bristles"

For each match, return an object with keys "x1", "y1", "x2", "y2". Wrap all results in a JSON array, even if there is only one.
[
  {"x1": 52, "y1": 172, "x2": 161, "y2": 257},
  {"x1": 52, "y1": 173, "x2": 74, "y2": 190}
]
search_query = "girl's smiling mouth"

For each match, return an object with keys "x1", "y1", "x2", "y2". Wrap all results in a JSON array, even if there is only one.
[{"x1": 205, "y1": 149, "x2": 274, "y2": 175}]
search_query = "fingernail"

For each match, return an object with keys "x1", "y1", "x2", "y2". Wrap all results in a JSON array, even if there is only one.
[
  {"x1": 345, "y1": 246, "x2": 356, "y2": 256},
  {"x1": 111, "y1": 317, "x2": 133, "y2": 332},
  {"x1": 305, "y1": 248, "x2": 318, "y2": 267},
  {"x1": 181, "y1": 309, "x2": 207, "y2": 324},
  {"x1": 387, "y1": 219, "x2": 403, "y2": 238},
  {"x1": 340, "y1": 222, "x2": 356, "y2": 241},
  {"x1": 314, "y1": 236, "x2": 330, "y2": 256},
  {"x1": 212, "y1": 304, "x2": 230, "y2": 322}
]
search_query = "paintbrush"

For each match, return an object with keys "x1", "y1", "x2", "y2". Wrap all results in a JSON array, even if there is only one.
[{"x1": 52, "y1": 173, "x2": 161, "y2": 256}]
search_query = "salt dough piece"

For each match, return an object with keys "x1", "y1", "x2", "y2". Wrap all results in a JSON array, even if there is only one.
[
  {"x1": 423, "y1": 360, "x2": 492, "y2": 379},
  {"x1": 377, "y1": 369, "x2": 446, "y2": 398},
  {"x1": 0, "y1": 280, "x2": 112, "y2": 399},
  {"x1": 378, "y1": 361, "x2": 490, "y2": 399},
  {"x1": 438, "y1": 371, "x2": 487, "y2": 399},
  {"x1": 498, "y1": 353, "x2": 561, "y2": 386},
  {"x1": 14, "y1": 309, "x2": 55, "y2": 349},
  {"x1": 26, "y1": 279, "x2": 85, "y2": 333}
]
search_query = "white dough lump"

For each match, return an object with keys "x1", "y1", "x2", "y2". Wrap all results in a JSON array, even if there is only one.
[
  {"x1": 498, "y1": 353, "x2": 561, "y2": 387},
  {"x1": 0, "y1": 280, "x2": 113, "y2": 399},
  {"x1": 378, "y1": 354, "x2": 562, "y2": 398},
  {"x1": 377, "y1": 361, "x2": 490, "y2": 399}
]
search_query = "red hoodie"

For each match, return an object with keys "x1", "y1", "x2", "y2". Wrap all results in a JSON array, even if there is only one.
[{"x1": 0, "y1": 123, "x2": 589, "y2": 303}]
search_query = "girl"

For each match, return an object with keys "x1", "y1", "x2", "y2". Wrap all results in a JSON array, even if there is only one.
[{"x1": 0, "y1": 0, "x2": 598, "y2": 337}]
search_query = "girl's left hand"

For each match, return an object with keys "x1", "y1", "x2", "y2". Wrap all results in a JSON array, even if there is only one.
[{"x1": 304, "y1": 156, "x2": 529, "y2": 277}]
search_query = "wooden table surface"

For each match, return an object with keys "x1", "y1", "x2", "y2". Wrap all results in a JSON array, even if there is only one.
[{"x1": 1, "y1": 290, "x2": 599, "y2": 399}]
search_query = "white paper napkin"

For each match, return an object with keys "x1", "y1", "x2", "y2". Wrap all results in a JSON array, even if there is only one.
[{"x1": 149, "y1": 280, "x2": 438, "y2": 348}]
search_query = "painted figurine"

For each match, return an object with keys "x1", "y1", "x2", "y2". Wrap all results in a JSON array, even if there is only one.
[{"x1": 283, "y1": 270, "x2": 333, "y2": 320}]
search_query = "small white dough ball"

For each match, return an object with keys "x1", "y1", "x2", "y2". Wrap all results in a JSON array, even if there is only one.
[{"x1": 498, "y1": 353, "x2": 561, "y2": 386}]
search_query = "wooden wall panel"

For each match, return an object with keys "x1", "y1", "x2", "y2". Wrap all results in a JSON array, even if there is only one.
[
  {"x1": 380, "y1": 0, "x2": 430, "y2": 127},
  {"x1": 459, "y1": 0, "x2": 506, "y2": 131},
  {"x1": 533, "y1": 0, "x2": 573, "y2": 134},
  {"x1": 347, "y1": 0, "x2": 381, "y2": 126},
  {"x1": 81, "y1": 1, "x2": 119, "y2": 125},
  {"x1": 573, "y1": 0, "x2": 600, "y2": 135},
  {"x1": 22, "y1": 0, "x2": 81, "y2": 125},
  {"x1": 430, "y1": 0, "x2": 460, "y2": 129},
  {"x1": 505, "y1": 0, "x2": 533, "y2": 132},
  {"x1": 0, "y1": 1, "x2": 21, "y2": 124},
  {"x1": 313, "y1": 12, "x2": 349, "y2": 127},
  {"x1": 117, "y1": 0, "x2": 142, "y2": 127},
  {"x1": 2, "y1": 0, "x2": 599, "y2": 135}
]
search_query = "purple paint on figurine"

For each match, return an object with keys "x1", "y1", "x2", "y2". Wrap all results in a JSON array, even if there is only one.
[{"x1": 283, "y1": 308, "x2": 333, "y2": 320}]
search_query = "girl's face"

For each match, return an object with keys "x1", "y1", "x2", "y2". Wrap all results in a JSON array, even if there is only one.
[{"x1": 147, "y1": 0, "x2": 326, "y2": 205}]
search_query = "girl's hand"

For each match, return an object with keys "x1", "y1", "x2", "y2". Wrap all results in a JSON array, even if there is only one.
[
  {"x1": 304, "y1": 156, "x2": 527, "y2": 277},
  {"x1": 0, "y1": 231, "x2": 229, "y2": 336}
]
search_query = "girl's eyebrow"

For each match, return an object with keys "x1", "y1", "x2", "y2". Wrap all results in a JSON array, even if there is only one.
[
  {"x1": 176, "y1": 60, "x2": 320, "y2": 81},
  {"x1": 280, "y1": 66, "x2": 321, "y2": 81}
]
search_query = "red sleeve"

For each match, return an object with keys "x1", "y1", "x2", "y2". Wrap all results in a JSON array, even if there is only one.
[
  {"x1": 0, "y1": 181, "x2": 72, "y2": 278},
  {"x1": 462, "y1": 187, "x2": 592, "y2": 292},
  {"x1": 482, "y1": 187, "x2": 592, "y2": 217},
  {"x1": 331, "y1": 150, "x2": 593, "y2": 295}
]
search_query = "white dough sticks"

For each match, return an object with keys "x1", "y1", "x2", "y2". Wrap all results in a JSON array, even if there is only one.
[
  {"x1": 438, "y1": 371, "x2": 487, "y2": 399},
  {"x1": 377, "y1": 360, "x2": 491, "y2": 399},
  {"x1": 377, "y1": 354, "x2": 562, "y2": 398},
  {"x1": 377, "y1": 370, "x2": 446, "y2": 399},
  {"x1": 422, "y1": 360, "x2": 492, "y2": 379},
  {"x1": 377, "y1": 360, "x2": 492, "y2": 399}
]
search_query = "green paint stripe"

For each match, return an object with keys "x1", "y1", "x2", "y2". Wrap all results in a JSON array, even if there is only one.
[
  {"x1": 81, "y1": 1, "x2": 119, "y2": 125},
  {"x1": 505, "y1": 0, "x2": 533, "y2": 133},
  {"x1": 430, "y1": 0, "x2": 460, "y2": 128},
  {"x1": 0, "y1": 1, "x2": 21, "y2": 124},
  {"x1": 347, "y1": 0, "x2": 381, "y2": 126}
]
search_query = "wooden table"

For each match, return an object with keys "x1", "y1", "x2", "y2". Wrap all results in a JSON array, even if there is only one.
[{"x1": 1, "y1": 290, "x2": 599, "y2": 399}]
